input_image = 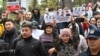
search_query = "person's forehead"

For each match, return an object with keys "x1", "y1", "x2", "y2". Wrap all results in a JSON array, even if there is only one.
[
  {"x1": 34, "y1": 10, "x2": 38, "y2": 12},
  {"x1": 46, "y1": 26, "x2": 53, "y2": 28},
  {"x1": 97, "y1": 19, "x2": 100, "y2": 21},
  {"x1": 91, "y1": 18, "x2": 96, "y2": 20},
  {"x1": 5, "y1": 21, "x2": 13, "y2": 24},
  {"x1": 16, "y1": 13, "x2": 23, "y2": 15},
  {"x1": 2, "y1": 13, "x2": 6, "y2": 15},
  {"x1": 22, "y1": 27, "x2": 32, "y2": 30},
  {"x1": 94, "y1": 14, "x2": 100, "y2": 17},
  {"x1": 62, "y1": 34, "x2": 69, "y2": 36},
  {"x1": 26, "y1": 12, "x2": 32, "y2": 14}
]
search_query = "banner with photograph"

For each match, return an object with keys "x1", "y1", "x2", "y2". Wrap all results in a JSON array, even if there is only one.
[
  {"x1": 55, "y1": 9, "x2": 71, "y2": 23},
  {"x1": 73, "y1": 7, "x2": 86, "y2": 16}
]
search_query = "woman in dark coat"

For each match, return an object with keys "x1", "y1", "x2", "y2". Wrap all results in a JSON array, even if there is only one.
[{"x1": 40, "y1": 23, "x2": 59, "y2": 56}]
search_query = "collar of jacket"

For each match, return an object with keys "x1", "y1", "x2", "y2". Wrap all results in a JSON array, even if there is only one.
[
  {"x1": 5, "y1": 27, "x2": 17, "y2": 35},
  {"x1": 23, "y1": 35, "x2": 33, "y2": 41},
  {"x1": 86, "y1": 48, "x2": 100, "y2": 56}
]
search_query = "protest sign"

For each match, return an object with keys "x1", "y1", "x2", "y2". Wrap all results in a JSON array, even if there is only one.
[
  {"x1": 44, "y1": 9, "x2": 71, "y2": 23},
  {"x1": 7, "y1": 2, "x2": 20, "y2": 11},
  {"x1": 73, "y1": 7, "x2": 86, "y2": 16},
  {"x1": 55, "y1": 9, "x2": 71, "y2": 23},
  {"x1": 44, "y1": 12, "x2": 56, "y2": 23},
  {"x1": 55, "y1": 16, "x2": 71, "y2": 23},
  {"x1": 32, "y1": 29, "x2": 44, "y2": 40}
]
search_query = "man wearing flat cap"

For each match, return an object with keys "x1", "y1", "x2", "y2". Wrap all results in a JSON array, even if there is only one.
[
  {"x1": 14, "y1": 10, "x2": 24, "y2": 30},
  {"x1": 79, "y1": 26, "x2": 100, "y2": 56}
]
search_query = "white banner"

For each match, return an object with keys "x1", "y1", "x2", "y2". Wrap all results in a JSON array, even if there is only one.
[
  {"x1": 44, "y1": 9, "x2": 71, "y2": 23},
  {"x1": 7, "y1": 2, "x2": 19, "y2": 6},
  {"x1": 55, "y1": 9, "x2": 71, "y2": 23},
  {"x1": 32, "y1": 29, "x2": 44, "y2": 40},
  {"x1": 73, "y1": 7, "x2": 86, "y2": 16},
  {"x1": 55, "y1": 16, "x2": 71, "y2": 23}
]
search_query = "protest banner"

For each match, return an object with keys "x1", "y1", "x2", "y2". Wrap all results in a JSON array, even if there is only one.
[
  {"x1": 44, "y1": 12, "x2": 56, "y2": 23},
  {"x1": 32, "y1": 29, "x2": 44, "y2": 40},
  {"x1": 44, "y1": 9, "x2": 71, "y2": 23},
  {"x1": 55, "y1": 16, "x2": 71, "y2": 23},
  {"x1": 7, "y1": 2, "x2": 20, "y2": 11},
  {"x1": 73, "y1": 7, "x2": 86, "y2": 16},
  {"x1": 55, "y1": 9, "x2": 71, "y2": 23}
]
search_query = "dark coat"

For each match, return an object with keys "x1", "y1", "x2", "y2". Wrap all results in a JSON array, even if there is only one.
[
  {"x1": 32, "y1": 8, "x2": 44, "y2": 25},
  {"x1": 11, "y1": 35, "x2": 22, "y2": 49},
  {"x1": 32, "y1": 15, "x2": 44, "y2": 25},
  {"x1": 1, "y1": 27, "x2": 20, "y2": 49},
  {"x1": 79, "y1": 48, "x2": 100, "y2": 56},
  {"x1": 14, "y1": 20, "x2": 20, "y2": 30},
  {"x1": 15, "y1": 36, "x2": 47, "y2": 56},
  {"x1": 40, "y1": 33, "x2": 56, "y2": 56}
]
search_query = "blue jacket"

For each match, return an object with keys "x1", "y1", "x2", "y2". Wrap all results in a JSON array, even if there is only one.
[{"x1": 79, "y1": 49, "x2": 100, "y2": 56}]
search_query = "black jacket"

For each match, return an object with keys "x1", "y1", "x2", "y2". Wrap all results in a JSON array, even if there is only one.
[
  {"x1": 11, "y1": 35, "x2": 22, "y2": 49},
  {"x1": 1, "y1": 27, "x2": 20, "y2": 49},
  {"x1": 15, "y1": 36, "x2": 47, "y2": 56},
  {"x1": 79, "y1": 48, "x2": 100, "y2": 56}
]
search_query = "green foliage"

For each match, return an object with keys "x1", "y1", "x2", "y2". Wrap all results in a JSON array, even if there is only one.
[
  {"x1": 0, "y1": 0, "x2": 6, "y2": 13},
  {"x1": 0, "y1": 8, "x2": 3, "y2": 13},
  {"x1": 41, "y1": 0, "x2": 60, "y2": 9},
  {"x1": 9, "y1": 13, "x2": 16, "y2": 20},
  {"x1": 29, "y1": 0, "x2": 34, "y2": 12},
  {"x1": 74, "y1": 0, "x2": 94, "y2": 6},
  {"x1": 2, "y1": 0, "x2": 6, "y2": 10},
  {"x1": 29, "y1": 0, "x2": 60, "y2": 14},
  {"x1": 41, "y1": 0, "x2": 47, "y2": 8},
  {"x1": 29, "y1": 0, "x2": 96, "y2": 14},
  {"x1": 47, "y1": 0, "x2": 56, "y2": 8},
  {"x1": 29, "y1": 0, "x2": 38, "y2": 12}
]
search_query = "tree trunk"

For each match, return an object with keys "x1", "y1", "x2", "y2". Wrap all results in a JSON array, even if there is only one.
[
  {"x1": 61, "y1": 0, "x2": 65, "y2": 9},
  {"x1": 93, "y1": 0, "x2": 99, "y2": 4},
  {"x1": 79, "y1": 0, "x2": 82, "y2": 6},
  {"x1": 64, "y1": 0, "x2": 72, "y2": 9},
  {"x1": 33, "y1": 0, "x2": 37, "y2": 7},
  {"x1": 88, "y1": 0, "x2": 92, "y2": 3}
]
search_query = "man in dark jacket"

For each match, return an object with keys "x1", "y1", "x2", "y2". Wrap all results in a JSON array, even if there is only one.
[
  {"x1": 1, "y1": 19, "x2": 20, "y2": 49},
  {"x1": 0, "y1": 19, "x2": 20, "y2": 56},
  {"x1": 14, "y1": 10, "x2": 24, "y2": 30},
  {"x1": 15, "y1": 21, "x2": 47, "y2": 56},
  {"x1": 79, "y1": 26, "x2": 100, "y2": 56}
]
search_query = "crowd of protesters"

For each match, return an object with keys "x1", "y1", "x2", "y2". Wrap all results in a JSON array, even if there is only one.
[{"x1": 0, "y1": 1, "x2": 100, "y2": 56}]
